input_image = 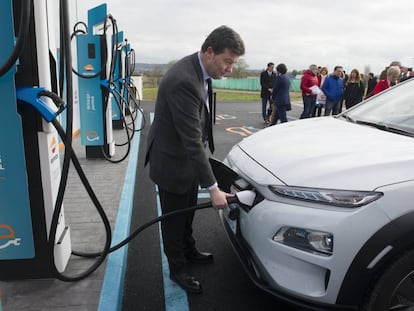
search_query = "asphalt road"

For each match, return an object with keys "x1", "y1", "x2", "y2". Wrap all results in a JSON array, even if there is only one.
[{"x1": 122, "y1": 99, "x2": 307, "y2": 311}]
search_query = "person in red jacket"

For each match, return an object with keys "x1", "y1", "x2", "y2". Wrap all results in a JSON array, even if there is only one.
[
  {"x1": 372, "y1": 65, "x2": 401, "y2": 96},
  {"x1": 300, "y1": 64, "x2": 320, "y2": 118}
]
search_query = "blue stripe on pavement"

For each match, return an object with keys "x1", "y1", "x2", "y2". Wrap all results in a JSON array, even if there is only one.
[{"x1": 97, "y1": 113, "x2": 143, "y2": 311}]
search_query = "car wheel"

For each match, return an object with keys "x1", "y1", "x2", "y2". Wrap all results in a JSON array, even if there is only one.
[{"x1": 362, "y1": 249, "x2": 414, "y2": 310}]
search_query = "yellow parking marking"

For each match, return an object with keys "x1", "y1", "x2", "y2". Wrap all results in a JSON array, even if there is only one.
[{"x1": 226, "y1": 127, "x2": 254, "y2": 137}]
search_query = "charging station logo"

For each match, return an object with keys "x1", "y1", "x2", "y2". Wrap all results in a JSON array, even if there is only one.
[
  {"x1": 0, "y1": 224, "x2": 21, "y2": 250},
  {"x1": 50, "y1": 137, "x2": 57, "y2": 154},
  {"x1": 86, "y1": 130, "x2": 100, "y2": 142},
  {"x1": 84, "y1": 64, "x2": 94, "y2": 72}
]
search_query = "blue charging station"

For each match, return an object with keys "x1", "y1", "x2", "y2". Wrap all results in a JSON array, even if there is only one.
[
  {"x1": 0, "y1": 0, "x2": 71, "y2": 279},
  {"x1": 0, "y1": 0, "x2": 36, "y2": 262},
  {"x1": 76, "y1": 4, "x2": 115, "y2": 159}
]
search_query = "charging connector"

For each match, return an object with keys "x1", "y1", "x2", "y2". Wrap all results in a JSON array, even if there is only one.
[{"x1": 16, "y1": 87, "x2": 66, "y2": 122}]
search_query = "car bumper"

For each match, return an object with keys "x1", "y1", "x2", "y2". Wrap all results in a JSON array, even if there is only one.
[{"x1": 219, "y1": 205, "x2": 357, "y2": 311}]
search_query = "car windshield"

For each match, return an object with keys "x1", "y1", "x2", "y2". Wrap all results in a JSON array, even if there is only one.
[{"x1": 341, "y1": 79, "x2": 414, "y2": 137}]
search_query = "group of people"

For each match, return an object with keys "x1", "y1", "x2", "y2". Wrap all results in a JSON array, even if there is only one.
[{"x1": 260, "y1": 61, "x2": 414, "y2": 124}]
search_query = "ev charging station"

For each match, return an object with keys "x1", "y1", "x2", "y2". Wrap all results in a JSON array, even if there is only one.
[
  {"x1": 0, "y1": 0, "x2": 140, "y2": 284},
  {"x1": 0, "y1": 0, "x2": 71, "y2": 279},
  {"x1": 76, "y1": 4, "x2": 115, "y2": 159},
  {"x1": 123, "y1": 42, "x2": 138, "y2": 116},
  {"x1": 113, "y1": 36, "x2": 135, "y2": 127}
]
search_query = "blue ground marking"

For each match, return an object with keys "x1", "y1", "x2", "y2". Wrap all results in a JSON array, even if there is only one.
[{"x1": 97, "y1": 113, "x2": 143, "y2": 311}]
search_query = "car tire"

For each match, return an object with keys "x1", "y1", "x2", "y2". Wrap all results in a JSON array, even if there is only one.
[{"x1": 362, "y1": 249, "x2": 414, "y2": 310}]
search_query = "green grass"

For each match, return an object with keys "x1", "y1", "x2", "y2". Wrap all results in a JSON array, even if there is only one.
[{"x1": 143, "y1": 88, "x2": 301, "y2": 102}]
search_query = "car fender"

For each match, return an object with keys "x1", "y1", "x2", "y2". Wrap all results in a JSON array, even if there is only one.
[{"x1": 336, "y1": 211, "x2": 414, "y2": 306}]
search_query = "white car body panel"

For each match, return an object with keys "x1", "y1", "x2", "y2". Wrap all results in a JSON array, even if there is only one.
[{"x1": 234, "y1": 117, "x2": 414, "y2": 190}]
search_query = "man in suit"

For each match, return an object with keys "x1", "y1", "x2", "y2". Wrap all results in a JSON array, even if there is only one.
[
  {"x1": 260, "y1": 62, "x2": 276, "y2": 123},
  {"x1": 145, "y1": 25, "x2": 245, "y2": 293}
]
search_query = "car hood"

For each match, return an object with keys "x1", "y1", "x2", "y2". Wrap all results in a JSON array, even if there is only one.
[{"x1": 234, "y1": 117, "x2": 414, "y2": 190}]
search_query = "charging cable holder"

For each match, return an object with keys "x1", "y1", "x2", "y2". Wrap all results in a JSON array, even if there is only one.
[{"x1": 16, "y1": 87, "x2": 66, "y2": 122}]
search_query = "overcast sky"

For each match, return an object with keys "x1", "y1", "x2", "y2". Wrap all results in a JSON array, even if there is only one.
[{"x1": 75, "y1": 0, "x2": 414, "y2": 75}]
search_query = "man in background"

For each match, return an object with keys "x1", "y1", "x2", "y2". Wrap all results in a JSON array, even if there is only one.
[
  {"x1": 260, "y1": 62, "x2": 276, "y2": 123},
  {"x1": 300, "y1": 64, "x2": 319, "y2": 119},
  {"x1": 366, "y1": 72, "x2": 377, "y2": 97},
  {"x1": 322, "y1": 66, "x2": 344, "y2": 116}
]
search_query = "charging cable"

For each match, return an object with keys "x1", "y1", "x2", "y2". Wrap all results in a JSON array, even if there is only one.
[{"x1": 0, "y1": 0, "x2": 31, "y2": 77}]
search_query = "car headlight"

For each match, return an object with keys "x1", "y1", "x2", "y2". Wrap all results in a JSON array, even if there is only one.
[
  {"x1": 269, "y1": 185, "x2": 383, "y2": 208},
  {"x1": 273, "y1": 226, "x2": 333, "y2": 256}
]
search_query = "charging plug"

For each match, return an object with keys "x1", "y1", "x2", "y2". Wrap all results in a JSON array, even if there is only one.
[
  {"x1": 234, "y1": 190, "x2": 256, "y2": 208},
  {"x1": 226, "y1": 190, "x2": 256, "y2": 221},
  {"x1": 226, "y1": 190, "x2": 256, "y2": 207}
]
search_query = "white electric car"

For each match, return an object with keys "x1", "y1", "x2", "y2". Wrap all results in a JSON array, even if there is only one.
[{"x1": 213, "y1": 78, "x2": 414, "y2": 311}]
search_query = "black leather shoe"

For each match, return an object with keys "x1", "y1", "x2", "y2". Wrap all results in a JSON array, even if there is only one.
[
  {"x1": 170, "y1": 271, "x2": 202, "y2": 294},
  {"x1": 185, "y1": 249, "x2": 214, "y2": 264}
]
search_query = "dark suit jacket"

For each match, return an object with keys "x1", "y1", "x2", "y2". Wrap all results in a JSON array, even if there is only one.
[
  {"x1": 272, "y1": 74, "x2": 291, "y2": 107},
  {"x1": 260, "y1": 70, "x2": 276, "y2": 98},
  {"x1": 145, "y1": 52, "x2": 216, "y2": 194}
]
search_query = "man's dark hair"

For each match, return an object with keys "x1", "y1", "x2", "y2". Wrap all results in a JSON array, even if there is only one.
[
  {"x1": 276, "y1": 63, "x2": 287, "y2": 74},
  {"x1": 201, "y1": 25, "x2": 245, "y2": 56},
  {"x1": 267, "y1": 62, "x2": 274, "y2": 67}
]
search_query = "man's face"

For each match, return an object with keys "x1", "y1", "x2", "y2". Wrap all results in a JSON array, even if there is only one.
[
  {"x1": 205, "y1": 47, "x2": 240, "y2": 79},
  {"x1": 310, "y1": 66, "x2": 319, "y2": 75},
  {"x1": 334, "y1": 67, "x2": 344, "y2": 77}
]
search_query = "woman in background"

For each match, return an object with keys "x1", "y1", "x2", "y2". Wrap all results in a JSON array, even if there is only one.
[
  {"x1": 343, "y1": 68, "x2": 365, "y2": 109},
  {"x1": 270, "y1": 63, "x2": 291, "y2": 125},
  {"x1": 313, "y1": 66, "x2": 328, "y2": 117},
  {"x1": 372, "y1": 66, "x2": 401, "y2": 96}
]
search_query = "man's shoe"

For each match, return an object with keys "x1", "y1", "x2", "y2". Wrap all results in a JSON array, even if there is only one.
[
  {"x1": 185, "y1": 249, "x2": 214, "y2": 264},
  {"x1": 170, "y1": 271, "x2": 202, "y2": 294}
]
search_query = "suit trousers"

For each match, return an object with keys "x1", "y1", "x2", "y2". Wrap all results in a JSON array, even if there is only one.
[{"x1": 158, "y1": 178, "x2": 199, "y2": 273}]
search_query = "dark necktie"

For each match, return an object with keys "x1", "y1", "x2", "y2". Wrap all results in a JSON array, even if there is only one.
[{"x1": 206, "y1": 78, "x2": 215, "y2": 153}]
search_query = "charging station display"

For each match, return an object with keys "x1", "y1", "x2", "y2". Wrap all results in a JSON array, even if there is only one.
[{"x1": 77, "y1": 35, "x2": 105, "y2": 146}]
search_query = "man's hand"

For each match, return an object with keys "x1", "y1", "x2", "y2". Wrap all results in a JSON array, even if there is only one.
[{"x1": 209, "y1": 187, "x2": 234, "y2": 209}]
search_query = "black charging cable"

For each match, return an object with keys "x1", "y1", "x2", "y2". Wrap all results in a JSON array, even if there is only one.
[
  {"x1": 0, "y1": 0, "x2": 31, "y2": 77},
  {"x1": 72, "y1": 197, "x2": 238, "y2": 258}
]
